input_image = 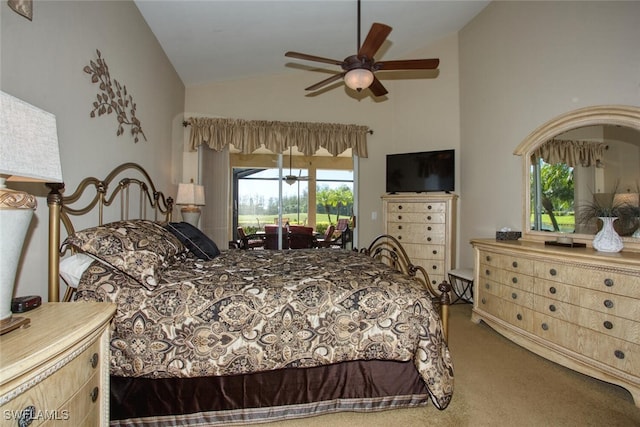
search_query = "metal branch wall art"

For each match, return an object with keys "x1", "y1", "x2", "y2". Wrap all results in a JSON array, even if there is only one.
[{"x1": 83, "y1": 50, "x2": 146, "y2": 143}]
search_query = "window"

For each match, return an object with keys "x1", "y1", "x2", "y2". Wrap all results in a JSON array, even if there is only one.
[
  {"x1": 530, "y1": 158, "x2": 575, "y2": 233},
  {"x1": 231, "y1": 150, "x2": 354, "y2": 238}
]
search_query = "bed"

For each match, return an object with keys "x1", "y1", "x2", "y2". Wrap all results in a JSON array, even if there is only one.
[{"x1": 46, "y1": 163, "x2": 454, "y2": 426}]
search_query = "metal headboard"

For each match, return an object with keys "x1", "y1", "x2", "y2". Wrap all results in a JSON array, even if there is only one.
[{"x1": 46, "y1": 163, "x2": 174, "y2": 302}]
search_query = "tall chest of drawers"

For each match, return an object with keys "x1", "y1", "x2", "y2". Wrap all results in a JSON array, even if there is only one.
[
  {"x1": 382, "y1": 193, "x2": 457, "y2": 287},
  {"x1": 471, "y1": 238, "x2": 640, "y2": 407},
  {"x1": 0, "y1": 303, "x2": 116, "y2": 426}
]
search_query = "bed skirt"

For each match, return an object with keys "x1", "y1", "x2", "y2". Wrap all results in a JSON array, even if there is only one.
[{"x1": 110, "y1": 359, "x2": 432, "y2": 426}]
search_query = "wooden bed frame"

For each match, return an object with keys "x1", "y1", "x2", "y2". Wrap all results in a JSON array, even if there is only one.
[{"x1": 45, "y1": 163, "x2": 452, "y2": 424}]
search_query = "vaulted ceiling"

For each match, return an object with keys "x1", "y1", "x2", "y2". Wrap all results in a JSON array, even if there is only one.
[{"x1": 135, "y1": 1, "x2": 489, "y2": 87}]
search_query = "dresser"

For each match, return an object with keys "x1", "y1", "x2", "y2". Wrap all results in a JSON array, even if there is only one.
[
  {"x1": 471, "y1": 238, "x2": 640, "y2": 407},
  {"x1": 382, "y1": 193, "x2": 457, "y2": 287},
  {"x1": 0, "y1": 302, "x2": 116, "y2": 426}
]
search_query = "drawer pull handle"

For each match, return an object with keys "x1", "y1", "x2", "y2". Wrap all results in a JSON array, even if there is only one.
[
  {"x1": 427, "y1": 226, "x2": 432, "y2": 231},
  {"x1": 604, "y1": 321, "x2": 613, "y2": 330},
  {"x1": 485, "y1": 255, "x2": 492, "y2": 262},
  {"x1": 549, "y1": 268, "x2": 557, "y2": 276},
  {"x1": 427, "y1": 205, "x2": 432, "y2": 210},
  {"x1": 516, "y1": 313, "x2": 522, "y2": 321},
  {"x1": 427, "y1": 216, "x2": 432, "y2": 220},
  {"x1": 604, "y1": 278, "x2": 614, "y2": 287},
  {"x1": 512, "y1": 277, "x2": 518, "y2": 284},
  {"x1": 604, "y1": 299, "x2": 614, "y2": 309},
  {"x1": 481, "y1": 298, "x2": 486, "y2": 304},
  {"x1": 398, "y1": 236, "x2": 402, "y2": 240},
  {"x1": 485, "y1": 269, "x2": 491, "y2": 276},
  {"x1": 398, "y1": 205, "x2": 403, "y2": 210},
  {"x1": 91, "y1": 352, "x2": 99, "y2": 369},
  {"x1": 614, "y1": 350, "x2": 625, "y2": 360},
  {"x1": 512, "y1": 261, "x2": 518, "y2": 268},
  {"x1": 549, "y1": 304, "x2": 556, "y2": 312},
  {"x1": 432, "y1": 250, "x2": 437, "y2": 255},
  {"x1": 427, "y1": 237, "x2": 432, "y2": 242},
  {"x1": 90, "y1": 386, "x2": 100, "y2": 403},
  {"x1": 549, "y1": 287, "x2": 556, "y2": 294},
  {"x1": 541, "y1": 323, "x2": 549, "y2": 331},
  {"x1": 398, "y1": 225, "x2": 403, "y2": 230},
  {"x1": 398, "y1": 215, "x2": 402, "y2": 220},
  {"x1": 18, "y1": 405, "x2": 36, "y2": 426},
  {"x1": 432, "y1": 265, "x2": 437, "y2": 270},
  {"x1": 485, "y1": 283, "x2": 490, "y2": 289},
  {"x1": 511, "y1": 292, "x2": 518, "y2": 299}
]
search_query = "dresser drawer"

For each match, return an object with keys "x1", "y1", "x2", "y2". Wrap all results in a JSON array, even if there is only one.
[
  {"x1": 534, "y1": 295, "x2": 640, "y2": 344},
  {"x1": 534, "y1": 263, "x2": 640, "y2": 298},
  {"x1": 478, "y1": 251, "x2": 534, "y2": 275},
  {"x1": 533, "y1": 312, "x2": 640, "y2": 376},
  {"x1": 477, "y1": 292, "x2": 535, "y2": 331},
  {"x1": 478, "y1": 262, "x2": 534, "y2": 292},
  {"x1": 387, "y1": 202, "x2": 446, "y2": 214},
  {"x1": 402, "y1": 243, "x2": 444, "y2": 261},
  {"x1": 388, "y1": 223, "x2": 446, "y2": 244},
  {"x1": 2, "y1": 339, "x2": 101, "y2": 426},
  {"x1": 579, "y1": 287, "x2": 640, "y2": 322},
  {"x1": 481, "y1": 278, "x2": 534, "y2": 309},
  {"x1": 49, "y1": 371, "x2": 101, "y2": 426},
  {"x1": 387, "y1": 212, "x2": 446, "y2": 224}
]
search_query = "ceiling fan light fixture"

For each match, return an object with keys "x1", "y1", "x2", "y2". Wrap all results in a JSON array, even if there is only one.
[
  {"x1": 285, "y1": 176, "x2": 297, "y2": 185},
  {"x1": 344, "y1": 68, "x2": 374, "y2": 91}
]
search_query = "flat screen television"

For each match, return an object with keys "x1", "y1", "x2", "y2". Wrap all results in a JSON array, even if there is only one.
[{"x1": 386, "y1": 149, "x2": 455, "y2": 193}]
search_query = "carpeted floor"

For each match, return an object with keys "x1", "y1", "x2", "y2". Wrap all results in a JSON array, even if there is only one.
[{"x1": 260, "y1": 304, "x2": 640, "y2": 427}]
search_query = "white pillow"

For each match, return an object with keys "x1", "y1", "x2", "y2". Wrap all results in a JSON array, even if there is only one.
[{"x1": 59, "y1": 253, "x2": 96, "y2": 289}]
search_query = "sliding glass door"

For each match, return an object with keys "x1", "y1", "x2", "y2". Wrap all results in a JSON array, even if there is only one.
[{"x1": 230, "y1": 149, "x2": 354, "y2": 247}]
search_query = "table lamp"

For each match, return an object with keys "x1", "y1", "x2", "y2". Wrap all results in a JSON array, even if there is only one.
[
  {"x1": 176, "y1": 180, "x2": 205, "y2": 227},
  {"x1": 0, "y1": 91, "x2": 63, "y2": 334}
]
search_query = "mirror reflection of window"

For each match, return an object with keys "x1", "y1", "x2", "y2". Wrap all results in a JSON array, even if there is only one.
[{"x1": 529, "y1": 125, "x2": 640, "y2": 236}]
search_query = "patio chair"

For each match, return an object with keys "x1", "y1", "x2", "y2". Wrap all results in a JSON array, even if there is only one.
[
  {"x1": 316, "y1": 225, "x2": 337, "y2": 248},
  {"x1": 237, "y1": 227, "x2": 265, "y2": 250}
]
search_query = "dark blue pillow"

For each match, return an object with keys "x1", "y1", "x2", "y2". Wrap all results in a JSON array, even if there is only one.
[{"x1": 165, "y1": 222, "x2": 220, "y2": 260}]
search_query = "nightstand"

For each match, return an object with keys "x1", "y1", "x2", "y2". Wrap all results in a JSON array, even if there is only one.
[{"x1": 0, "y1": 302, "x2": 116, "y2": 426}]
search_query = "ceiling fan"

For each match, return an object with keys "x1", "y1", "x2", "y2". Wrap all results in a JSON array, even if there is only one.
[
  {"x1": 285, "y1": 0, "x2": 440, "y2": 97},
  {"x1": 284, "y1": 147, "x2": 308, "y2": 185}
]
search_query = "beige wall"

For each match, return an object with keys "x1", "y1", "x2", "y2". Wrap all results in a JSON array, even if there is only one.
[
  {"x1": 1, "y1": 0, "x2": 185, "y2": 300},
  {"x1": 458, "y1": 1, "x2": 640, "y2": 267},
  {"x1": 186, "y1": 33, "x2": 462, "y2": 248}
]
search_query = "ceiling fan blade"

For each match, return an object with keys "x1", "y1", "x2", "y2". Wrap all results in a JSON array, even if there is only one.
[
  {"x1": 375, "y1": 58, "x2": 440, "y2": 71},
  {"x1": 285, "y1": 51, "x2": 344, "y2": 67},
  {"x1": 358, "y1": 23, "x2": 392, "y2": 60},
  {"x1": 369, "y1": 76, "x2": 388, "y2": 97},
  {"x1": 305, "y1": 73, "x2": 345, "y2": 91}
]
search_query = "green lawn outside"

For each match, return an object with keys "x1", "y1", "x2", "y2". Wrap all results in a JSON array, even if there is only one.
[
  {"x1": 239, "y1": 214, "x2": 336, "y2": 234},
  {"x1": 532, "y1": 214, "x2": 575, "y2": 232}
]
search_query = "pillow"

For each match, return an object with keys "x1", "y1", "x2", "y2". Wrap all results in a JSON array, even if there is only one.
[
  {"x1": 165, "y1": 222, "x2": 220, "y2": 260},
  {"x1": 59, "y1": 253, "x2": 97, "y2": 289},
  {"x1": 64, "y1": 219, "x2": 185, "y2": 290}
]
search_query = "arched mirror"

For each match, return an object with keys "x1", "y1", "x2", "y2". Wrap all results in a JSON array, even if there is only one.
[{"x1": 514, "y1": 105, "x2": 640, "y2": 252}]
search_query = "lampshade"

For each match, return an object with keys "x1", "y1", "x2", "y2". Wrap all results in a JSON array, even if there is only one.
[
  {"x1": 176, "y1": 182, "x2": 205, "y2": 206},
  {"x1": 0, "y1": 91, "x2": 63, "y2": 334},
  {"x1": 176, "y1": 182, "x2": 205, "y2": 227},
  {"x1": 344, "y1": 68, "x2": 374, "y2": 91},
  {"x1": 613, "y1": 192, "x2": 640, "y2": 207}
]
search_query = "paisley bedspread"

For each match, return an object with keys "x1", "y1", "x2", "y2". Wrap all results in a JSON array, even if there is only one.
[{"x1": 75, "y1": 248, "x2": 453, "y2": 409}]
